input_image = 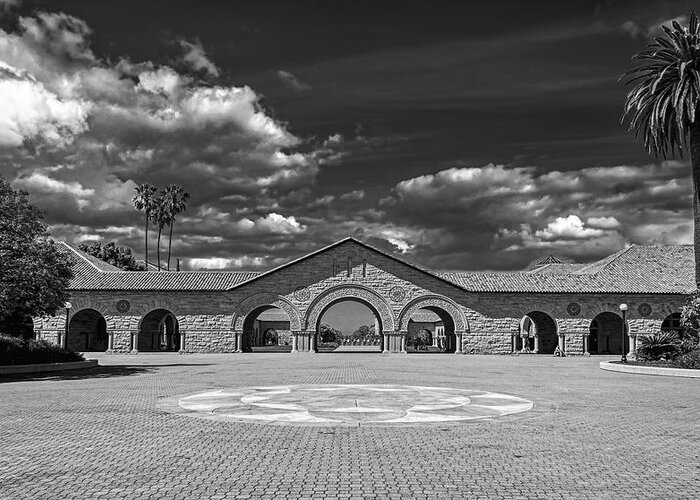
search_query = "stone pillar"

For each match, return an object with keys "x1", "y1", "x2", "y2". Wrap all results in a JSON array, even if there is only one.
[
  {"x1": 107, "y1": 330, "x2": 114, "y2": 352},
  {"x1": 291, "y1": 332, "x2": 299, "y2": 353},
  {"x1": 558, "y1": 334, "x2": 565, "y2": 354},
  {"x1": 179, "y1": 331, "x2": 186, "y2": 354},
  {"x1": 627, "y1": 333, "x2": 636, "y2": 360},
  {"x1": 235, "y1": 331, "x2": 243, "y2": 353},
  {"x1": 455, "y1": 332, "x2": 463, "y2": 354},
  {"x1": 533, "y1": 335, "x2": 539, "y2": 354},
  {"x1": 511, "y1": 333, "x2": 517, "y2": 354},
  {"x1": 400, "y1": 333, "x2": 407, "y2": 354},
  {"x1": 309, "y1": 331, "x2": 317, "y2": 353},
  {"x1": 131, "y1": 330, "x2": 139, "y2": 354},
  {"x1": 582, "y1": 333, "x2": 590, "y2": 357},
  {"x1": 382, "y1": 333, "x2": 390, "y2": 354}
]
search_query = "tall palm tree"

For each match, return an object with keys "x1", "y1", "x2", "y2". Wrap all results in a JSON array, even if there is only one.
[
  {"x1": 150, "y1": 194, "x2": 170, "y2": 272},
  {"x1": 131, "y1": 183, "x2": 157, "y2": 269},
  {"x1": 622, "y1": 12, "x2": 700, "y2": 287},
  {"x1": 161, "y1": 184, "x2": 190, "y2": 270}
]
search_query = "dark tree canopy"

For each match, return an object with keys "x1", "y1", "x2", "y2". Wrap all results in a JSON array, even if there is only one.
[
  {"x1": 78, "y1": 241, "x2": 146, "y2": 271},
  {"x1": 319, "y1": 323, "x2": 341, "y2": 343},
  {"x1": 0, "y1": 179, "x2": 73, "y2": 332}
]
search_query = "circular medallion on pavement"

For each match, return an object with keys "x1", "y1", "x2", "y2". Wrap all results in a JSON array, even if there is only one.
[{"x1": 164, "y1": 384, "x2": 537, "y2": 426}]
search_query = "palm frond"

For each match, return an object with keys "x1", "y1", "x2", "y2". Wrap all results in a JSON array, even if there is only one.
[{"x1": 621, "y1": 12, "x2": 700, "y2": 157}]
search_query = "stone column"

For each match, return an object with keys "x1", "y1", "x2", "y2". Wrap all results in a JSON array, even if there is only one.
[
  {"x1": 107, "y1": 330, "x2": 114, "y2": 352},
  {"x1": 400, "y1": 333, "x2": 407, "y2": 354},
  {"x1": 235, "y1": 331, "x2": 243, "y2": 353},
  {"x1": 511, "y1": 333, "x2": 517, "y2": 354},
  {"x1": 627, "y1": 333, "x2": 636, "y2": 360},
  {"x1": 309, "y1": 331, "x2": 317, "y2": 353},
  {"x1": 382, "y1": 333, "x2": 390, "y2": 354},
  {"x1": 582, "y1": 333, "x2": 590, "y2": 357},
  {"x1": 558, "y1": 334, "x2": 565, "y2": 354},
  {"x1": 291, "y1": 332, "x2": 299, "y2": 353},
  {"x1": 455, "y1": 332, "x2": 463, "y2": 354},
  {"x1": 179, "y1": 331, "x2": 186, "y2": 354},
  {"x1": 533, "y1": 335, "x2": 539, "y2": 354},
  {"x1": 131, "y1": 330, "x2": 139, "y2": 354}
]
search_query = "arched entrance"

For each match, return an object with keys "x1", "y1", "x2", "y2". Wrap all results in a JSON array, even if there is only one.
[
  {"x1": 241, "y1": 306, "x2": 292, "y2": 352},
  {"x1": 67, "y1": 309, "x2": 108, "y2": 351},
  {"x1": 316, "y1": 299, "x2": 382, "y2": 352},
  {"x1": 589, "y1": 312, "x2": 624, "y2": 354},
  {"x1": 399, "y1": 296, "x2": 467, "y2": 354},
  {"x1": 139, "y1": 309, "x2": 179, "y2": 352},
  {"x1": 407, "y1": 308, "x2": 454, "y2": 353},
  {"x1": 516, "y1": 311, "x2": 558, "y2": 354},
  {"x1": 660, "y1": 312, "x2": 683, "y2": 338}
]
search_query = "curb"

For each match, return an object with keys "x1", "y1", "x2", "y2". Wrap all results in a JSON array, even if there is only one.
[
  {"x1": 0, "y1": 359, "x2": 98, "y2": 375},
  {"x1": 600, "y1": 360, "x2": 700, "y2": 379}
]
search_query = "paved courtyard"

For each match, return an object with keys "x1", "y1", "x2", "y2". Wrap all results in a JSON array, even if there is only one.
[{"x1": 1, "y1": 353, "x2": 699, "y2": 500}]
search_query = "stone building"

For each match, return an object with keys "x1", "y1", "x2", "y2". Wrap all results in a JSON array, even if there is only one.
[{"x1": 33, "y1": 237, "x2": 693, "y2": 357}]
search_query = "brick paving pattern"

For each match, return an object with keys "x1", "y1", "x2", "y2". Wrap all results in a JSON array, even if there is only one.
[{"x1": 1, "y1": 353, "x2": 699, "y2": 499}]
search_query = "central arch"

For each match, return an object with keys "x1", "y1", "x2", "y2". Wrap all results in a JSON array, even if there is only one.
[
  {"x1": 304, "y1": 285, "x2": 395, "y2": 332},
  {"x1": 315, "y1": 297, "x2": 384, "y2": 353}
]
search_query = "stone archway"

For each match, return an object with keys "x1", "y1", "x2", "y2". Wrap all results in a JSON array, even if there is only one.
[
  {"x1": 516, "y1": 311, "x2": 558, "y2": 354},
  {"x1": 304, "y1": 285, "x2": 395, "y2": 353},
  {"x1": 232, "y1": 294, "x2": 302, "y2": 352},
  {"x1": 67, "y1": 308, "x2": 108, "y2": 351},
  {"x1": 398, "y1": 295, "x2": 468, "y2": 354}
]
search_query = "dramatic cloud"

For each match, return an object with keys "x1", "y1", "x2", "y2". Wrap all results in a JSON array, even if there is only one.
[
  {"x1": 379, "y1": 161, "x2": 692, "y2": 269},
  {"x1": 276, "y1": 70, "x2": 311, "y2": 92},
  {"x1": 177, "y1": 38, "x2": 219, "y2": 77},
  {"x1": 620, "y1": 15, "x2": 688, "y2": 39}
]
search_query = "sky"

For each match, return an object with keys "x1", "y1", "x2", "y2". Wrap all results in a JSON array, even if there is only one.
[{"x1": 0, "y1": 0, "x2": 697, "y2": 272}]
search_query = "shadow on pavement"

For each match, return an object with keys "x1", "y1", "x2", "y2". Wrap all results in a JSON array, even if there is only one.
[{"x1": 0, "y1": 363, "x2": 211, "y2": 382}]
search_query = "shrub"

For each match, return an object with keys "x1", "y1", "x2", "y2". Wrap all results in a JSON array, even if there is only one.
[
  {"x1": 0, "y1": 335, "x2": 84, "y2": 365},
  {"x1": 636, "y1": 331, "x2": 681, "y2": 361},
  {"x1": 674, "y1": 349, "x2": 700, "y2": 369}
]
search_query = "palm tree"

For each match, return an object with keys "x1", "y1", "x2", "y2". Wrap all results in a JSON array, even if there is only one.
[
  {"x1": 161, "y1": 184, "x2": 190, "y2": 270},
  {"x1": 622, "y1": 12, "x2": 700, "y2": 287},
  {"x1": 131, "y1": 183, "x2": 158, "y2": 269},
  {"x1": 150, "y1": 194, "x2": 170, "y2": 271}
]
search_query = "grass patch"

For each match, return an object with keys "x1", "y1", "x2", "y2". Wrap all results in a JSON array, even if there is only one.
[{"x1": 0, "y1": 335, "x2": 84, "y2": 365}]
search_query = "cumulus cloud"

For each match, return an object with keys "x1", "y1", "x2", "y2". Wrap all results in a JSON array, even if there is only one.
[
  {"x1": 276, "y1": 70, "x2": 311, "y2": 92},
  {"x1": 0, "y1": 62, "x2": 89, "y2": 146},
  {"x1": 339, "y1": 189, "x2": 365, "y2": 201},
  {"x1": 620, "y1": 15, "x2": 688, "y2": 39},
  {"x1": 177, "y1": 38, "x2": 219, "y2": 77},
  {"x1": 380, "y1": 161, "x2": 692, "y2": 269}
]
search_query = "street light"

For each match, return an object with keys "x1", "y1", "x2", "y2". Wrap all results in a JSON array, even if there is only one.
[
  {"x1": 64, "y1": 301, "x2": 72, "y2": 349},
  {"x1": 619, "y1": 303, "x2": 628, "y2": 363}
]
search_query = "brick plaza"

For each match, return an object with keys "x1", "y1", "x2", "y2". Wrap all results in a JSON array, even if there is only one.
[{"x1": 1, "y1": 353, "x2": 699, "y2": 499}]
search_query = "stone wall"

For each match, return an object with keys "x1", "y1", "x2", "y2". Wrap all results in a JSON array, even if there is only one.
[{"x1": 33, "y1": 240, "x2": 688, "y2": 357}]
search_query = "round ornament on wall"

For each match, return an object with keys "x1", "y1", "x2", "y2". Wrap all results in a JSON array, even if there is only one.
[
  {"x1": 388, "y1": 286, "x2": 406, "y2": 303},
  {"x1": 638, "y1": 303, "x2": 652, "y2": 317},
  {"x1": 116, "y1": 299, "x2": 130, "y2": 313},
  {"x1": 293, "y1": 286, "x2": 311, "y2": 302},
  {"x1": 566, "y1": 302, "x2": 581, "y2": 316}
]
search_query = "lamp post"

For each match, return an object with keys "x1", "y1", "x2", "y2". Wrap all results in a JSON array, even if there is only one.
[
  {"x1": 63, "y1": 301, "x2": 72, "y2": 349},
  {"x1": 619, "y1": 303, "x2": 627, "y2": 363}
]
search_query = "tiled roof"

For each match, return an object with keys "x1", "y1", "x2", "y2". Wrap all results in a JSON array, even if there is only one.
[
  {"x1": 58, "y1": 242, "x2": 259, "y2": 291},
  {"x1": 59, "y1": 239, "x2": 695, "y2": 295},
  {"x1": 441, "y1": 245, "x2": 694, "y2": 294}
]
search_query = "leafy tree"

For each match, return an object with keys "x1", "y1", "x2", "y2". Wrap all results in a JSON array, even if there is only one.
[
  {"x1": 78, "y1": 241, "x2": 146, "y2": 271},
  {"x1": 319, "y1": 323, "x2": 341, "y2": 343},
  {"x1": 357, "y1": 325, "x2": 371, "y2": 335},
  {"x1": 160, "y1": 184, "x2": 190, "y2": 271},
  {"x1": 131, "y1": 183, "x2": 158, "y2": 268},
  {"x1": 622, "y1": 13, "x2": 700, "y2": 286},
  {"x1": 0, "y1": 179, "x2": 73, "y2": 334}
]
